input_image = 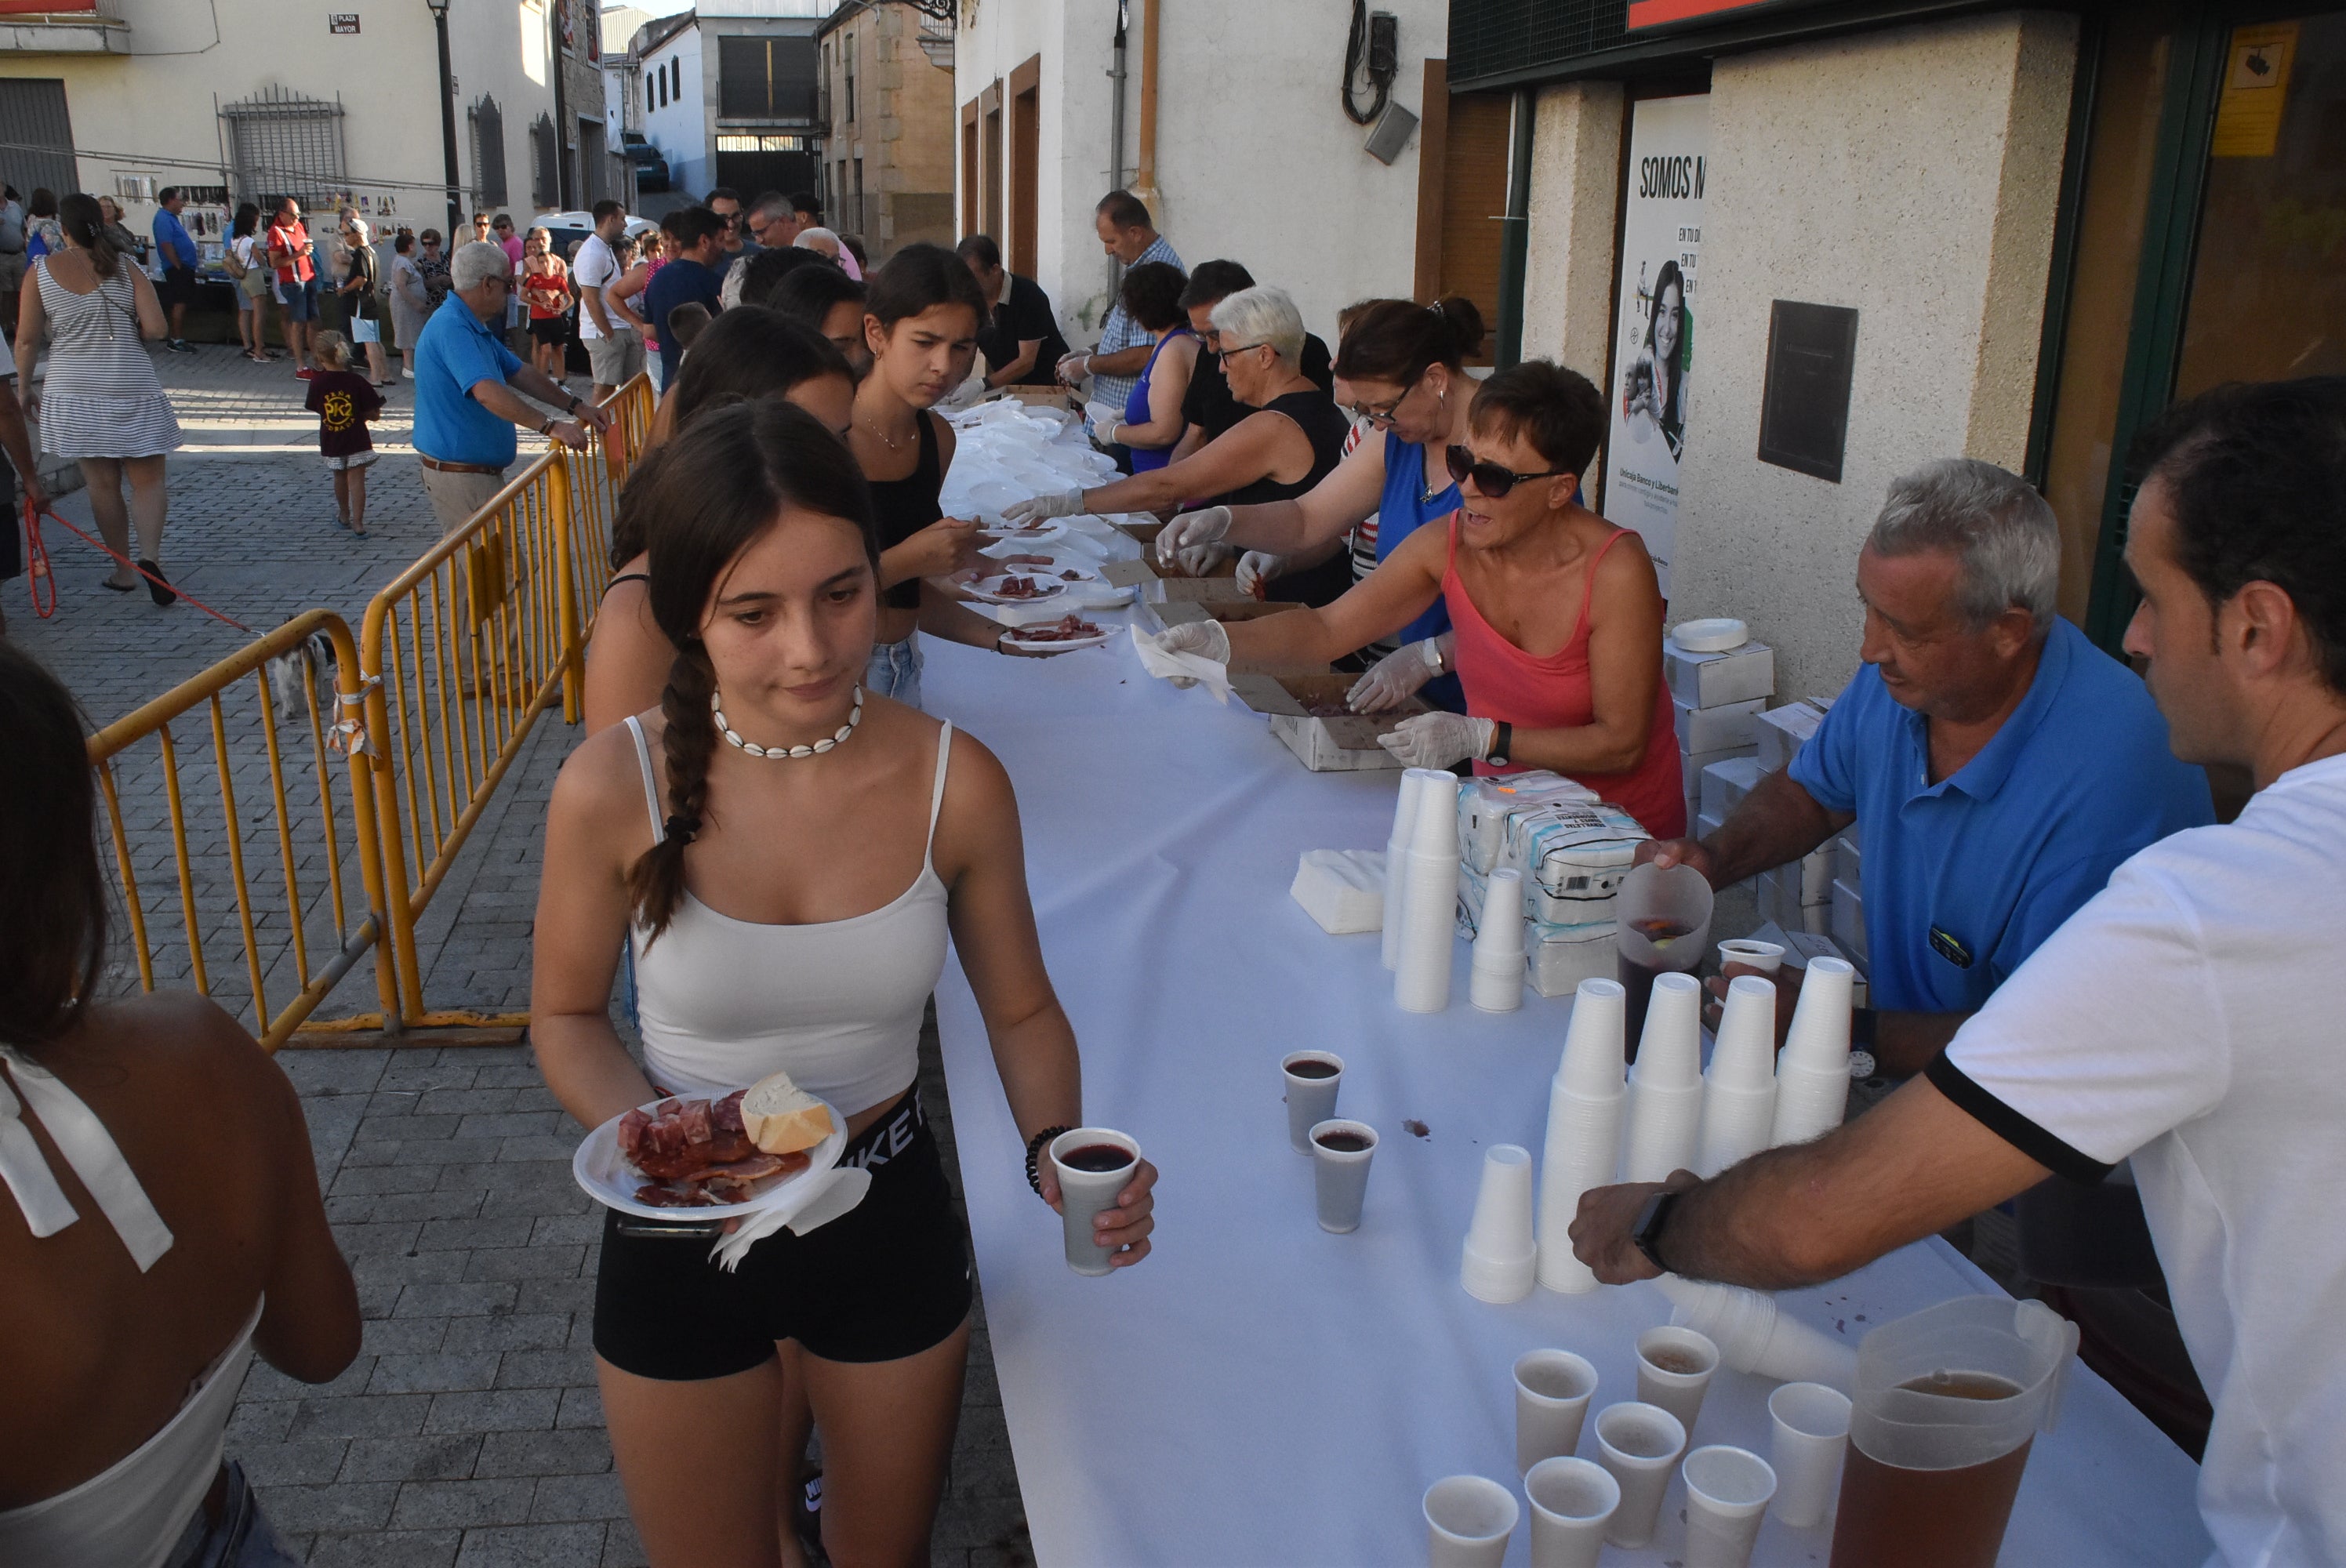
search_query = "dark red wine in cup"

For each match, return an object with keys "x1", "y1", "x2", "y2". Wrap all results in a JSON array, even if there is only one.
[
  {"x1": 1059, "y1": 1144, "x2": 1135, "y2": 1174},
  {"x1": 1315, "y1": 1131, "x2": 1372, "y2": 1153},
  {"x1": 1286, "y1": 1058, "x2": 1339, "y2": 1080}
]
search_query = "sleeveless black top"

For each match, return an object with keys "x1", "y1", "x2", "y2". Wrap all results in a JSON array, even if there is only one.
[
  {"x1": 866, "y1": 410, "x2": 943, "y2": 611},
  {"x1": 1222, "y1": 388, "x2": 1356, "y2": 608}
]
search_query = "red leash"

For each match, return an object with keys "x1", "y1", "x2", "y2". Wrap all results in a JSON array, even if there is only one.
[{"x1": 22, "y1": 498, "x2": 255, "y2": 634}]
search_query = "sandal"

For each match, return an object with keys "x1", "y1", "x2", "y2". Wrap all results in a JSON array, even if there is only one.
[
  {"x1": 100, "y1": 575, "x2": 136, "y2": 593},
  {"x1": 137, "y1": 558, "x2": 176, "y2": 607}
]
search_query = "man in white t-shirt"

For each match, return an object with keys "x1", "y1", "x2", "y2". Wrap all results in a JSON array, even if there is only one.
[
  {"x1": 1571, "y1": 375, "x2": 2346, "y2": 1565},
  {"x1": 572, "y1": 201, "x2": 641, "y2": 401}
]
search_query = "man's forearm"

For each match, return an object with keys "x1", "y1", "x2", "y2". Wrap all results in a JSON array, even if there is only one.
[
  {"x1": 989, "y1": 339, "x2": 1040, "y2": 388},
  {"x1": 1087, "y1": 344, "x2": 1149, "y2": 378},
  {"x1": 583, "y1": 288, "x2": 614, "y2": 336},
  {"x1": 1705, "y1": 768, "x2": 1849, "y2": 886},
  {"x1": 1873, "y1": 1011, "x2": 1969, "y2": 1077},
  {"x1": 507, "y1": 365, "x2": 576, "y2": 412},
  {"x1": 474, "y1": 379, "x2": 557, "y2": 432}
]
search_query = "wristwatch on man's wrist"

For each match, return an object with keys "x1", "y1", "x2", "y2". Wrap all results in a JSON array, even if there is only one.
[
  {"x1": 565, "y1": 394, "x2": 583, "y2": 416},
  {"x1": 1632, "y1": 1188, "x2": 1682, "y2": 1275}
]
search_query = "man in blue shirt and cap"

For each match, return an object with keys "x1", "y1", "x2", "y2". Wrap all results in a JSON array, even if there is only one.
[{"x1": 1641, "y1": 457, "x2": 2213, "y2": 1074}]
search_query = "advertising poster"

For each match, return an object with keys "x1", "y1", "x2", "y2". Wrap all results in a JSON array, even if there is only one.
[{"x1": 1603, "y1": 94, "x2": 1709, "y2": 597}]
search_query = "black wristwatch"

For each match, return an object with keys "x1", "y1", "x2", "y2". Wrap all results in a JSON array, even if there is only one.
[
  {"x1": 1487, "y1": 720, "x2": 1514, "y2": 768},
  {"x1": 1851, "y1": 1006, "x2": 1879, "y2": 1051},
  {"x1": 565, "y1": 394, "x2": 583, "y2": 416},
  {"x1": 1632, "y1": 1188, "x2": 1681, "y2": 1275}
]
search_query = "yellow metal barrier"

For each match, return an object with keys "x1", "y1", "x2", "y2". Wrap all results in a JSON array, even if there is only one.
[
  {"x1": 85, "y1": 610, "x2": 398, "y2": 1052},
  {"x1": 85, "y1": 373, "x2": 655, "y2": 1044},
  {"x1": 358, "y1": 372, "x2": 654, "y2": 1028}
]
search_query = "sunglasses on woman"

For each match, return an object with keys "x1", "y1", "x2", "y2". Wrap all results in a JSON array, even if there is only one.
[{"x1": 1446, "y1": 444, "x2": 1569, "y2": 499}]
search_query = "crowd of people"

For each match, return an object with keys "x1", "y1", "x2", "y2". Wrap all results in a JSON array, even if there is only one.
[{"x1": 3, "y1": 168, "x2": 2342, "y2": 1568}]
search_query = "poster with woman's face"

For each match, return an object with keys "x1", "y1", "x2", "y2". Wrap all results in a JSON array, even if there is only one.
[{"x1": 1603, "y1": 94, "x2": 1709, "y2": 597}]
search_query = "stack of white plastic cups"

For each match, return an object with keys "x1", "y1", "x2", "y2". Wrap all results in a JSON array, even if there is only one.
[
  {"x1": 1697, "y1": 975, "x2": 1779, "y2": 1178},
  {"x1": 1382, "y1": 769, "x2": 1447, "y2": 972},
  {"x1": 1655, "y1": 1275, "x2": 1858, "y2": 1390},
  {"x1": 1534, "y1": 979, "x2": 1628, "y2": 1294},
  {"x1": 1469, "y1": 868, "x2": 1527, "y2": 1013},
  {"x1": 1620, "y1": 971, "x2": 1705, "y2": 1182},
  {"x1": 1770, "y1": 956, "x2": 1856, "y2": 1147},
  {"x1": 1459, "y1": 1143, "x2": 1538, "y2": 1304},
  {"x1": 1394, "y1": 772, "x2": 1462, "y2": 1014}
]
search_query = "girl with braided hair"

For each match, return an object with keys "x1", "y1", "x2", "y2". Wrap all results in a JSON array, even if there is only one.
[{"x1": 532, "y1": 398, "x2": 1157, "y2": 1567}]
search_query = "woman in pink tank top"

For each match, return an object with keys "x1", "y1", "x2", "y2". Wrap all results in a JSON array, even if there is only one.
[{"x1": 1147, "y1": 361, "x2": 1685, "y2": 837}]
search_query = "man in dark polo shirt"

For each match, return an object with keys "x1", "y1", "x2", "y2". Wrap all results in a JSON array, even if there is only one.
[
  {"x1": 1172, "y1": 260, "x2": 1332, "y2": 454},
  {"x1": 957, "y1": 234, "x2": 1070, "y2": 390}
]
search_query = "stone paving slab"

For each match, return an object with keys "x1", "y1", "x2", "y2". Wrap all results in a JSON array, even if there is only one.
[{"x1": 20, "y1": 343, "x2": 1031, "y2": 1566}]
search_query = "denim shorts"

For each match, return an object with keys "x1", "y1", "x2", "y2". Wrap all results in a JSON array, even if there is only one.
[
  {"x1": 163, "y1": 1462, "x2": 305, "y2": 1568},
  {"x1": 277, "y1": 280, "x2": 317, "y2": 322},
  {"x1": 863, "y1": 635, "x2": 922, "y2": 711}
]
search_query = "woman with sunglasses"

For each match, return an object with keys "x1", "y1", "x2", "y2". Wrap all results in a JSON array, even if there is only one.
[
  {"x1": 1153, "y1": 296, "x2": 1484, "y2": 709},
  {"x1": 1142, "y1": 361, "x2": 1685, "y2": 837},
  {"x1": 1005, "y1": 284, "x2": 1356, "y2": 605}
]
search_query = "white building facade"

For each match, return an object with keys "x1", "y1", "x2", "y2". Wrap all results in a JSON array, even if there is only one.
[
  {"x1": 953, "y1": 0, "x2": 1451, "y2": 350},
  {"x1": 630, "y1": 0, "x2": 826, "y2": 210},
  {"x1": 0, "y1": 0, "x2": 608, "y2": 252}
]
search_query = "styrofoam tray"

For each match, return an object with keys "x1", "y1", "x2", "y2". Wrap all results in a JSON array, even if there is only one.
[{"x1": 573, "y1": 1094, "x2": 847, "y2": 1221}]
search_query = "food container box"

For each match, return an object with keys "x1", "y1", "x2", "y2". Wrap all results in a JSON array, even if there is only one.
[
  {"x1": 1454, "y1": 770, "x2": 1600, "y2": 875},
  {"x1": 1744, "y1": 921, "x2": 1868, "y2": 1006},
  {"x1": 992, "y1": 386, "x2": 1074, "y2": 410},
  {"x1": 1831, "y1": 877, "x2": 1868, "y2": 966},
  {"x1": 1682, "y1": 743, "x2": 1758, "y2": 798},
  {"x1": 1099, "y1": 554, "x2": 1251, "y2": 601},
  {"x1": 1673, "y1": 695, "x2": 1766, "y2": 754},
  {"x1": 1699, "y1": 755, "x2": 1767, "y2": 822},
  {"x1": 1503, "y1": 800, "x2": 1651, "y2": 927},
  {"x1": 1665, "y1": 636, "x2": 1775, "y2": 710},
  {"x1": 1230, "y1": 673, "x2": 1427, "y2": 772},
  {"x1": 1754, "y1": 699, "x2": 1826, "y2": 771}
]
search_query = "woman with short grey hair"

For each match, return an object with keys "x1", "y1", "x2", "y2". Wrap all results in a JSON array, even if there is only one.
[{"x1": 1004, "y1": 284, "x2": 1359, "y2": 605}]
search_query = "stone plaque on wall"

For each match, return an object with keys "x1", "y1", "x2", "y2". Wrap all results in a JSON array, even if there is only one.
[{"x1": 1757, "y1": 300, "x2": 1858, "y2": 484}]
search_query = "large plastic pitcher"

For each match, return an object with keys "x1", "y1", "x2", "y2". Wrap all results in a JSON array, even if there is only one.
[
  {"x1": 1614, "y1": 862, "x2": 1713, "y2": 1062},
  {"x1": 1828, "y1": 1297, "x2": 2079, "y2": 1568}
]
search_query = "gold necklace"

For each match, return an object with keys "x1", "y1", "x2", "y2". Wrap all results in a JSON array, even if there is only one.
[{"x1": 861, "y1": 413, "x2": 913, "y2": 452}]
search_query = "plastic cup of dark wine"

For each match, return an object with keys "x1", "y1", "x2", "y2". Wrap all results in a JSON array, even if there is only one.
[
  {"x1": 1281, "y1": 1051, "x2": 1344, "y2": 1154},
  {"x1": 1048, "y1": 1127, "x2": 1141, "y2": 1276},
  {"x1": 1309, "y1": 1119, "x2": 1377, "y2": 1233}
]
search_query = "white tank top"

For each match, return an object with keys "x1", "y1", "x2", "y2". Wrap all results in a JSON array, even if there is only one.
[
  {"x1": 624, "y1": 715, "x2": 953, "y2": 1116},
  {"x1": 0, "y1": 1045, "x2": 261, "y2": 1568}
]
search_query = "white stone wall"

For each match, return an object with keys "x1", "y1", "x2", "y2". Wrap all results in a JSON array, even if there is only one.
[
  {"x1": 642, "y1": 25, "x2": 709, "y2": 198},
  {"x1": 955, "y1": 0, "x2": 1446, "y2": 350},
  {"x1": 0, "y1": 0, "x2": 564, "y2": 236},
  {"x1": 1666, "y1": 11, "x2": 2078, "y2": 702},
  {"x1": 1520, "y1": 80, "x2": 1625, "y2": 384}
]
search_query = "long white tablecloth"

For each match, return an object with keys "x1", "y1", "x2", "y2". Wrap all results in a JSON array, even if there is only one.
[{"x1": 923, "y1": 628, "x2": 2210, "y2": 1568}]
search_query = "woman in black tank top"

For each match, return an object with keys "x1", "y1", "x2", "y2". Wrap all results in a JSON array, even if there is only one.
[
  {"x1": 997, "y1": 285, "x2": 1358, "y2": 606},
  {"x1": 848, "y1": 245, "x2": 1054, "y2": 709}
]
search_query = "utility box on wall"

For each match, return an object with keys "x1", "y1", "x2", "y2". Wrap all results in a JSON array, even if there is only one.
[{"x1": 1756, "y1": 300, "x2": 1859, "y2": 483}]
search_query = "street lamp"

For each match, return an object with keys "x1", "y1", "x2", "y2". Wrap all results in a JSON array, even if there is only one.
[{"x1": 427, "y1": 0, "x2": 462, "y2": 238}]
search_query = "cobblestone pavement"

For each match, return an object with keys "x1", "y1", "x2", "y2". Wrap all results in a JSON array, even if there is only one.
[{"x1": 17, "y1": 344, "x2": 1030, "y2": 1566}]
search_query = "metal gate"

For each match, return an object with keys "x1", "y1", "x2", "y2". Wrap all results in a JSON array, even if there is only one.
[
  {"x1": 220, "y1": 86, "x2": 347, "y2": 210},
  {"x1": 0, "y1": 78, "x2": 78, "y2": 199}
]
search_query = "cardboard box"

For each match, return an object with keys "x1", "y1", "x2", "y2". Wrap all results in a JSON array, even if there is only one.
[
  {"x1": 1746, "y1": 921, "x2": 1868, "y2": 1007},
  {"x1": 1836, "y1": 829, "x2": 1862, "y2": 890},
  {"x1": 1665, "y1": 637, "x2": 1774, "y2": 710},
  {"x1": 1831, "y1": 877, "x2": 1868, "y2": 967},
  {"x1": 1754, "y1": 700, "x2": 1826, "y2": 771},
  {"x1": 1100, "y1": 554, "x2": 1251, "y2": 602},
  {"x1": 1230, "y1": 673, "x2": 1426, "y2": 772},
  {"x1": 1699, "y1": 755, "x2": 1767, "y2": 822},
  {"x1": 1674, "y1": 695, "x2": 1767, "y2": 754},
  {"x1": 1683, "y1": 744, "x2": 1758, "y2": 799},
  {"x1": 992, "y1": 387, "x2": 1074, "y2": 411}
]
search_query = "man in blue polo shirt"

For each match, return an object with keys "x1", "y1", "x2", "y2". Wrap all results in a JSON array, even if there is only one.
[
  {"x1": 412, "y1": 240, "x2": 611, "y2": 536},
  {"x1": 151, "y1": 187, "x2": 198, "y2": 354},
  {"x1": 1643, "y1": 457, "x2": 2212, "y2": 1074}
]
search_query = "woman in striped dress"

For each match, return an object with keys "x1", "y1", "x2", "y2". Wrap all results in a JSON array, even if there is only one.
[{"x1": 16, "y1": 192, "x2": 183, "y2": 604}]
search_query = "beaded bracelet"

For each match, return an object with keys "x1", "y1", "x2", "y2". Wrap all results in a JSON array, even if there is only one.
[{"x1": 1025, "y1": 1124, "x2": 1073, "y2": 1196}]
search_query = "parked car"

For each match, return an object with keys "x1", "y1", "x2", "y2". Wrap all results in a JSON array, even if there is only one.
[
  {"x1": 623, "y1": 136, "x2": 670, "y2": 194},
  {"x1": 530, "y1": 210, "x2": 659, "y2": 265}
]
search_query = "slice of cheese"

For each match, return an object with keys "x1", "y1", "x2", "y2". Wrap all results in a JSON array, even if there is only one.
[{"x1": 741, "y1": 1069, "x2": 833, "y2": 1156}]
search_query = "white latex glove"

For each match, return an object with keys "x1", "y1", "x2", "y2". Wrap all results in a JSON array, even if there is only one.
[
  {"x1": 1156, "y1": 504, "x2": 1233, "y2": 568},
  {"x1": 1143, "y1": 620, "x2": 1231, "y2": 687},
  {"x1": 1056, "y1": 350, "x2": 1091, "y2": 387},
  {"x1": 1005, "y1": 488, "x2": 1084, "y2": 526},
  {"x1": 1377, "y1": 712, "x2": 1496, "y2": 770},
  {"x1": 1084, "y1": 399, "x2": 1121, "y2": 441},
  {"x1": 1171, "y1": 541, "x2": 1232, "y2": 579},
  {"x1": 1234, "y1": 551, "x2": 1284, "y2": 599},
  {"x1": 1347, "y1": 637, "x2": 1442, "y2": 713}
]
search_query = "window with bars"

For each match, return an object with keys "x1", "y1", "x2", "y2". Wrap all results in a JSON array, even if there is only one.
[
  {"x1": 219, "y1": 86, "x2": 347, "y2": 212},
  {"x1": 718, "y1": 34, "x2": 819, "y2": 121},
  {"x1": 467, "y1": 96, "x2": 507, "y2": 206},
  {"x1": 1447, "y1": 0, "x2": 1627, "y2": 89}
]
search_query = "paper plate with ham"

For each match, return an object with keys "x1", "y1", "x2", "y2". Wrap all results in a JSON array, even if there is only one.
[{"x1": 572, "y1": 1081, "x2": 847, "y2": 1220}]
